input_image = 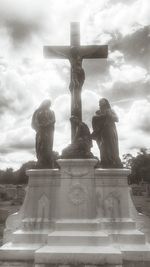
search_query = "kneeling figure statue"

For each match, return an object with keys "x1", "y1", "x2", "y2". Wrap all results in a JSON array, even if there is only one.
[{"x1": 62, "y1": 116, "x2": 93, "y2": 159}]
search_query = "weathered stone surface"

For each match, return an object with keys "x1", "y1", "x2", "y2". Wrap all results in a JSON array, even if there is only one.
[
  {"x1": 0, "y1": 160, "x2": 150, "y2": 266},
  {"x1": 0, "y1": 261, "x2": 34, "y2": 267}
]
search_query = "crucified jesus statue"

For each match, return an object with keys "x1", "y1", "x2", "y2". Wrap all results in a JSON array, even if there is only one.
[{"x1": 44, "y1": 22, "x2": 108, "y2": 142}]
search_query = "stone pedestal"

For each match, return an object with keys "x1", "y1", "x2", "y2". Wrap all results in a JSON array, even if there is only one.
[
  {"x1": 0, "y1": 159, "x2": 150, "y2": 267},
  {"x1": 55, "y1": 159, "x2": 96, "y2": 219}
]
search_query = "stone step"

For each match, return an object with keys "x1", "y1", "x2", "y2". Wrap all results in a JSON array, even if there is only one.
[
  {"x1": 22, "y1": 218, "x2": 53, "y2": 230},
  {"x1": 0, "y1": 242, "x2": 40, "y2": 261},
  {"x1": 48, "y1": 230, "x2": 110, "y2": 246},
  {"x1": 55, "y1": 218, "x2": 136, "y2": 231},
  {"x1": 55, "y1": 219, "x2": 100, "y2": 231},
  {"x1": 120, "y1": 243, "x2": 150, "y2": 261},
  {"x1": 12, "y1": 230, "x2": 50, "y2": 244},
  {"x1": 35, "y1": 245, "x2": 122, "y2": 265},
  {"x1": 109, "y1": 229, "x2": 146, "y2": 244},
  {"x1": 100, "y1": 218, "x2": 136, "y2": 230},
  {"x1": 0, "y1": 261, "x2": 34, "y2": 267}
]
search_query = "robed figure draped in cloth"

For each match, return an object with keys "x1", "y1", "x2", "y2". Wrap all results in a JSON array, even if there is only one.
[
  {"x1": 92, "y1": 98, "x2": 122, "y2": 168},
  {"x1": 62, "y1": 116, "x2": 93, "y2": 159},
  {"x1": 31, "y1": 99, "x2": 55, "y2": 168}
]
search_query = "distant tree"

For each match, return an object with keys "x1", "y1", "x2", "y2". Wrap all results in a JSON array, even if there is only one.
[
  {"x1": 0, "y1": 170, "x2": 5, "y2": 183},
  {"x1": 16, "y1": 161, "x2": 36, "y2": 184},
  {"x1": 0, "y1": 161, "x2": 37, "y2": 185},
  {"x1": 131, "y1": 149, "x2": 150, "y2": 184},
  {"x1": 2, "y1": 168, "x2": 14, "y2": 184},
  {"x1": 122, "y1": 153, "x2": 134, "y2": 169},
  {"x1": 122, "y1": 153, "x2": 135, "y2": 184},
  {"x1": 123, "y1": 149, "x2": 150, "y2": 184}
]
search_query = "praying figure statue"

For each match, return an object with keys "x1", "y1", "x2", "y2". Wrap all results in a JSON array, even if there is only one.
[
  {"x1": 91, "y1": 98, "x2": 122, "y2": 168},
  {"x1": 31, "y1": 99, "x2": 55, "y2": 168}
]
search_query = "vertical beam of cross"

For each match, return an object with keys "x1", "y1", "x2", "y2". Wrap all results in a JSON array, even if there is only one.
[
  {"x1": 69, "y1": 23, "x2": 85, "y2": 140},
  {"x1": 70, "y1": 22, "x2": 80, "y2": 46}
]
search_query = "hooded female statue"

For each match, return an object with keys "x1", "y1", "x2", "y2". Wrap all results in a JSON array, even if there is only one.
[
  {"x1": 92, "y1": 98, "x2": 122, "y2": 168},
  {"x1": 31, "y1": 99, "x2": 55, "y2": 168}
]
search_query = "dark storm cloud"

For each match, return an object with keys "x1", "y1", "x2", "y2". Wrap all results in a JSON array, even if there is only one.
[
  {"x1": 0, "y1": 93, "x2": 28, "y2": 116},
  {"x1": 132, "y1": 112, "x2": 150, "y2": 134},
  {"x1": 80, "y1": 27, "x2": 150, "y2": 101},
  {"x1": 11, "y1": 141, "x2": 34, "y2": 151},
  {"x1": 84, "y1": 59, "x2": 109, "y2": 78},
  {"x1": 0, "y1": 91, "x2": 30, "y2": 117},
  {"x1": 0, "y1": 97, "x2": 11, "y2": 114},
  {"x1": 104, "y1": 80, "x2": 150, "y2": 105},
  {"x1": 82, "y1": 59, "x2": 110, "y2": 94},
  {"x1": 0, "y1": 0, "x2": 51, "y2": 48},
  {"x1": 127, "y1": 143, "x2": 145, "y2": 150},
  {"x1": 111, "y1": 26, "x2": 150, "y2": 67},
  {"x1": 0, "y1": 147, "x2": 12, "y2": 154},
  {"x1": 140, "y1": 122, "x2": 150, "y2": 134},
  {"x1": 5, "y1": 19, "x2": 41, "y2": 46},
  {"x1": 0, "y1": 139, "x2": 34, "y2": 155}
]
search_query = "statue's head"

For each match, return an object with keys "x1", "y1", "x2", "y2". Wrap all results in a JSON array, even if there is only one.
[
  {"x1": 99, "y1": 98, "x2": 111, "y2": 112},
  {"x1": 70, "y1": 115, "x2": 80, "y2": 125},
  {"x1": 70, "y1": 46, "x2": 79, "y2": 57},
  {"x1": 40, "y1": 99, "x2": 51, "y2": 109}
]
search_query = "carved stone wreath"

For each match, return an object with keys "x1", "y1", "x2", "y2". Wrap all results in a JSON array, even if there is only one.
[{"x1": 68, "y1": 183, "x2": 87, "y2": 205}]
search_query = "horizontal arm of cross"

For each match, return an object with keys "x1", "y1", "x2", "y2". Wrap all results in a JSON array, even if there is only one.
[
  {"x1": 80, "y1": 45, "x2": 108, "y2": 58},
  {"x1": 44, "y1": 45, "x2": 108, "y2": 60}
]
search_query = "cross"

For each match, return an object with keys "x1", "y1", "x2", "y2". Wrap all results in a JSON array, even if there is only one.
[{"x1": 44, "y1": 22, "x2": 108, "y2": 142}]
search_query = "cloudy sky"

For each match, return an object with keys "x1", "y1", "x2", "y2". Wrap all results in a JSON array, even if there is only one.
[{"x1": 0, "y1": 0, "x2": 150, "y2": 169}]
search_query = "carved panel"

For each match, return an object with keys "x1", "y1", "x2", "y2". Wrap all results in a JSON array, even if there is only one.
[
  {"x1": 96, "y1": 190, "x2": 104, "y2": 217},
  {"x1": 104, "y1": 191, "x2": 121, "y2": 218},
  {"x1": 63, "y1": 170, "x2": 89, "y2": 178},
  {"x1": 37, "y1": 194, "x2": 50, "y2": 219},
  {"x1": 68, "y1": 183, "x2": 87, "y2": 205}
]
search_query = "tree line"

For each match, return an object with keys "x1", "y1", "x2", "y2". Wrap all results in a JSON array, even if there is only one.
[
  {"x1": 0, "y1": 149, "x2": 150, "y2": 185},
  {"x1": 0, "y1": 161, "x2": 36, "y2": 185},
  {"x1": 123, "y1": 148, "x2": 150, "y2": 184}
]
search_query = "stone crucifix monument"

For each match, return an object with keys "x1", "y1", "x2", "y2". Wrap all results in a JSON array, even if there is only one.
[
  {"x1": 1, "y1": 22, "x2": 150, "y2": 267},
  {"x1": 44, "y1": 22, "x2": 108, "y2": 141}
]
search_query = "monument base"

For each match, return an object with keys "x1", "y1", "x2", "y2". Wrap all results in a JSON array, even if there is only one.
[{"x1": 0, "y1": 159, "x2": 150, "y2": 267}]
